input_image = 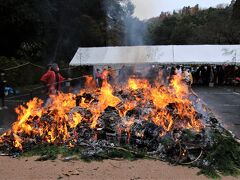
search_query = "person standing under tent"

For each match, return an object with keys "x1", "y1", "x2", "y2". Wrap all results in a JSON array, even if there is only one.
[
  {"x1": 157, "y1": 66, "x2": 168, "y2": 85},
  {"x1": 176, "y1": 65, "x2": 182, "y2": 75},
  {"x1": 217, "y1": 65, "x2": 224, "y2": 85},
  {"x1": 182, "y1": 68, "x2": 193, "y2": 86},
  {"x1": 169, "y1": 66, "x2": 177, "y2": 82},
  {"x1": 108, "y1": 66, "x2": 116, "y2": 86},
  {"x1": 95, "y1": 69, "x2": 102, "y2": 87},
  {"x1": 100, "y1": 67, "x2": 109, "y2": 86}
]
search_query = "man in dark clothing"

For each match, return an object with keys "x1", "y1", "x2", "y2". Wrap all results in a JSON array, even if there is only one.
[
  {"x1": 169, "y1": 66, "x2": 177, "y2": 82},
  {"x1": 217, "y1": 65, "x2": 224, "y2": 85},
  {"x1": 0, "y1": 70, "x2": 6, "y2": 110},
  {"x1": 199, "y1": 65, "x2": 208, "y2": 86},
  {"x1": 95, "y1": 69, "x2": 102, "y2": 87}
]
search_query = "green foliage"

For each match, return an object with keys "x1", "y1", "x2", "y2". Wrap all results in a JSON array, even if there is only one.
[
  {"x1": 23, "y1": 144, "x2": 65, "y2": 160},
  {"x1": 23, "y1": 144, "x2": 85, "y2": 161},
  {"x1": 197, "y1": 167, "x2": 221, "y2": 179},
  {"x1": 146, "y1": 4, "x2": 240, "y2": 45},
  {"x1": 181, "y1": 129, "x2": 197, "y2": 142},
  {"x1": 160, "y1": 135, "x2": 175, "y2": 147},
  {"x1": 22, "y1": 143, "x2": 145, "y2": 162},
  {"x1": 199, "y1": 131, "x2": 240, "y2": 178}
]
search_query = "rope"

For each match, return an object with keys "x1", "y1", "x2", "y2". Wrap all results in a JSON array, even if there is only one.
[
  {"x1": 31, "y1": 75, "x2": 86, "y2": 91},
  {"x1": 29, "y1": 63, "x2": 45, "y2": 69},
  {"x1": 4, "y1": 62, "x2": 31, "y2": 71}
]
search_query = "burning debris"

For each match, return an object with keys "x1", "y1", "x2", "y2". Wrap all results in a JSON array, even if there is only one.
[{"x1": 0, "y1": 75, "x2": 239, "y2": 178}]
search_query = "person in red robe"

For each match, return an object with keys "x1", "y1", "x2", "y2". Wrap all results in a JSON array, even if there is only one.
[{"x1": 40, "y1": 63, "x2": 65, "y2": 95}]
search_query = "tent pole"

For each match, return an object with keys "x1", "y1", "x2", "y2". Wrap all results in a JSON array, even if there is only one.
[{"x1": 172, "y1": 45, "x2": 175, "y2": 64}]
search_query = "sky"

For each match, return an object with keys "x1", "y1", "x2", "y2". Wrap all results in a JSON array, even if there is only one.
[{"x1": 131, "y1": 0, "x2": 233, "y2": 20}]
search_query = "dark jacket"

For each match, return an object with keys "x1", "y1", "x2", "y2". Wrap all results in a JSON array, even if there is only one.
[{"x1": 0, "y1": 78, "x2": 5, "y2": 97}]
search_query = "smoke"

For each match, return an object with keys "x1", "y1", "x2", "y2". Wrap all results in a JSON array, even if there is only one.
[
  {"x1": 122, "y1": 1, "x2": 146, "y2": 45},
  {"x1": 103, "y1": 0, "x2": 147, "y2": 46},
  {"x1": 123, "y1": 16, "x2": 147, "y2": 45}
]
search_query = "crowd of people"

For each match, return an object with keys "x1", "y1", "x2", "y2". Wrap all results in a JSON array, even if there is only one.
[
  {"x1": 190, "y1": 65, "x2": 240, "y2": 86},
  {"x1": 166, "y1": 65, "x2": 240, "y2": 86},
  {"x1": 94, "y1": 64, "x2": 240, "y2": 88}
]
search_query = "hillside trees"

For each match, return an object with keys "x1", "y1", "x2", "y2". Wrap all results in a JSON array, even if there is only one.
[{"x1": 146, "y1": 3, "x2": 240, "y2": 45}]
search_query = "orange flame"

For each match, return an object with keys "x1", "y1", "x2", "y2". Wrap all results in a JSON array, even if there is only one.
[{"x1": 0, "y1": 75, "x2": 204, "y2": 150}]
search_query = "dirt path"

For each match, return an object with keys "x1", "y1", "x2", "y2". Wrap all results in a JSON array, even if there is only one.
[{"x1": 0, "y1": 156, "x2": 238, "y2": 180}]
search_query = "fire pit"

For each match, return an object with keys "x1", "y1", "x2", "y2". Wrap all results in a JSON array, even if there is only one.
[{"x1": 0, "y1": 75, "x2": 239, "y2": 178}]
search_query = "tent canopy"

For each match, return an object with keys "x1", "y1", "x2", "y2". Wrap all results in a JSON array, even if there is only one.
[{"x1": 70, "y1": 45, "x2": 240, "y2": 66}]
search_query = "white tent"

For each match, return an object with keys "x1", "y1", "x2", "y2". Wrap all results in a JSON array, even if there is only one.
[{"x1": 70, "y1": 45, "x2": 240, "y2": 66}]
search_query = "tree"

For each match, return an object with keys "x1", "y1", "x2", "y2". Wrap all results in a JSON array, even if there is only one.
[
  {"x1": 232, "y1": 0, "x2": 240, "y2": 21},
  {"x1": 104, "y1": 0, "x2": 137, "y2": 46},
  {"x1": 146, "y1": 16, "x2": 178, "y2": 45},
  {"x1": 145, "y1": 3, "x2": 240, "y2": 45},
  {"x1": 0, "y1": 0, "x2": 54, "y2": 60}
]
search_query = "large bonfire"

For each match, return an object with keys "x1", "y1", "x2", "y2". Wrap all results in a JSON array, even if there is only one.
[{"x1": 0, "y1": 75, "x2": 203, "y2": 151}]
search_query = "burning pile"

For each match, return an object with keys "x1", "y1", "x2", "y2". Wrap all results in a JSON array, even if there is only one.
[
  {"x1": 1, "y1": 73, "x2": 239, "y2": 178},
  {"x1": 0, "y1": 75, "x2": 204, "y2": 154},
  {"x1": 0, "y1": 76, "x2": 203, "y2": 150}
]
